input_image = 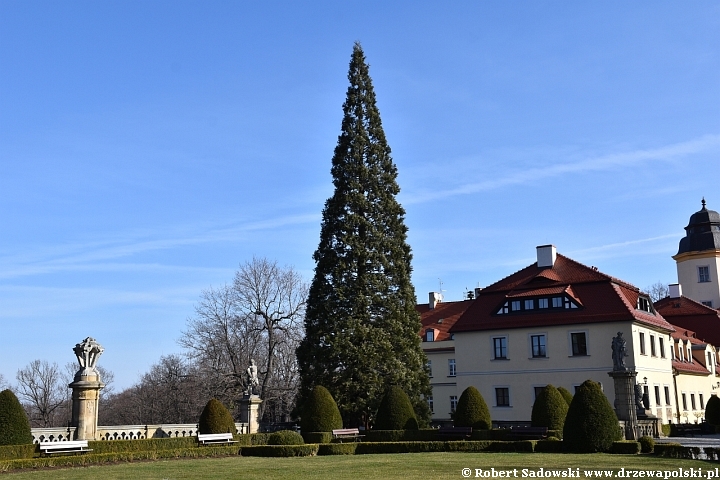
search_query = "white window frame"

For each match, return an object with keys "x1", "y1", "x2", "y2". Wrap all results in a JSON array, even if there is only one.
[
  {"x1": 448, "y1": 358, "x2": 456, "y2": 377},
  {"x1": 698, "y1": 266, "x2": 711, "y2": 283},
  {"x1": 568, "y1": 330, "x2": 589, "y2": 356},
  {"x1": 492, "y1": 336, "x2": 509, "y2": 360},
  {"x1": 528, "y1": 333, "x2": 547, "y2": 358},
  {"x1": 494, "y1": 385, "x2": 511, "y2": 407}
]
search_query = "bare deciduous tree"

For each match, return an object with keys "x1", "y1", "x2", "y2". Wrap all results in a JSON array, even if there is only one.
[
  {"x1": 180, "y1": 257, "x2": 307, "y2": 421},
  {"x1": 15, "y1": 360, "x2": 67, "y2": 427},
  {"x1": 646, "y1": 281, "x2": 670, "y2": 303}
]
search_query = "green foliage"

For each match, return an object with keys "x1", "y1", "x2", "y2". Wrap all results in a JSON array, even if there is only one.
[
  {"x1": 198, "y1": 399, "x2": 236, "y2": 435},
  {"x1": 296, "y1": 42, "x2": 431, "y2": 427},
  {"x1": 268, "y1": 430, "x2": 304, "y2": 445},
  {"x1": 0, "y1": 443, "x2": 36, "y2": 460},
  {"x1": 609, "y1": 441, "x2": 641, "y2": 454},
  {"x1": 0, "y1": 390, "x2": 32, "y2": 446},
  {"x1": 531, "y1": 385, "x2": 569, "y2": 431},
  {"x1": 705, "y1": 395, "x2": 720, "y2": 425},
  {"x1": 374, "y1": 386, "x2": 418, "y2": 430},
  {"x1": 301, "y1": 432, "x2": 333, "y2": 444},
  {"x1": 639, "y1": 436, "x2": 655, "y2": 453},
  {"x1": 364, "y1": 429, "x2": 434, "y2": 442},
  {"x1": 557, "y1": 387, "x2": 574, "y2": 406},
  {"x1": 89, "y1": 437, "x2": 198, "y2": 453},
  {"x1": 661, "y1": 424, "x2": 671, "y2": 437},
  {"x1": 654, "y1": 444, "x2": 700, "y2": 459},
  {"x1": 318, "y1": 443, "x2": 357, "y2": 455},
  {"x1": 535, "y1": 439, "x2": 564, "y2": 453},
  {"x1": 354, "y1": 440, "x2": 535, "y2": 455},
  {"x1": 563, "y1": 380, "x2": 622, "y2": 453},
  {"x1": 300, "y1": 386, "x2": 343, "y2": 433},
  {"x1": 453, "y1": 386, "x2": 491, "y2": 429},
  {"x1": 239, "y1": 445, "x2": 319, "y2": 457}
]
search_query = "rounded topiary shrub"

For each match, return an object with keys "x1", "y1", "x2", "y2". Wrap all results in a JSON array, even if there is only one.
[
  {"x1": 268, "y1": 430, "x2": 305, "y2": 445},
  {"x1": 454, "y1": 386, "x2": 491, "y2": 430},
  {"x1": 705, "y1": 395, "x2": 720, "y2": 426},
  {"x1": 374, "y1": 386, "x2": 418, "y2": 430},
  {"x1": 563, "y1": 380, "x2": 622, "y2": 453},
  {"x1": 198, "y1": 398, "x2": 236, "y2": 434},
  {"x1": 557, "y1": 387, "x2": 573, "y2": 406},
  {"x1": 0, "y1": 389, "x2": 32, "y2": 446},
  {"x1": 639, "y1": 435, "x2": 655, "y2": 453},
  {"x1": 531, "y1": 384, "x2": 569, "y2": 431},
  {"x1": 301, "y1": 385, "x2": 343, "y2": 433}
]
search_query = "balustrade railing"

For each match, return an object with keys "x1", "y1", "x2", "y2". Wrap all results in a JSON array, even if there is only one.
[{"x1": 32, "y1": 423, "x2": 248, "y2": 443}]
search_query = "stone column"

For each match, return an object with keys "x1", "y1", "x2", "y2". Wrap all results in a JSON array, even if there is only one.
[
  {"x1": 239, "y1": 395, "x2": 262, "y2": 434},
  {"x1": 69, "y1": 337, "x2": 105, "y2": 441},
  {"x1": 608, "y1": 370, "x2": 638, "y2": 440}
]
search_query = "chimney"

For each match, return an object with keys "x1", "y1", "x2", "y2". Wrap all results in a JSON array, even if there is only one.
[
  {"x1": 669, "y1": 284, "x2": 682, "y2": 299},
  {"x1": 474, "y1": 287, "x2": 482, "y2": 298},
  {"x1": 429, "y1": 292, "x2": 443, "y2": 310},
  {"x1": 536, "y1": 244, "x2": 557, "y2": 268}
]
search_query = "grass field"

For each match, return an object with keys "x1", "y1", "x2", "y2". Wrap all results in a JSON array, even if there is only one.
[{"x1": 3, "y1": 452, "x2": 712, "y2": 480}]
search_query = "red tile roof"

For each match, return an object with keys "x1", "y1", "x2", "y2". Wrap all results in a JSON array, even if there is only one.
[
  {"x1": 655, "y1": 296, "x2": 720, "y2": 346},
  {"x1": 451, "y1": 253, "x2": 675, "y2": 334},
  {"x1": 672, "y1": 359, "x2": 711, "y2": 375},
  {"x1": 417, "y1": 300, "x2": 473, "y2": 342}
]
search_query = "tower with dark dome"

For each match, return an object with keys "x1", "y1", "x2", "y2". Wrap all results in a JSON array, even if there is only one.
[{"x1": 673, "y1": 199, "x2": 720, "y2": 309}]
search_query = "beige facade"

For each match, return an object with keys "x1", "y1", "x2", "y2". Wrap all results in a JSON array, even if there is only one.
[
  {"x1": 674, "y1": 251, "x2": 720, "y2": 310},
  {"x1": 424, "y1": 339, "x2": 457, "y2": 422}
]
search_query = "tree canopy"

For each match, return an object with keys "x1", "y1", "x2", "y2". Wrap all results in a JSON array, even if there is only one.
[{"x1": 296, "y1": 43, "x2": 430, "y2": 427}]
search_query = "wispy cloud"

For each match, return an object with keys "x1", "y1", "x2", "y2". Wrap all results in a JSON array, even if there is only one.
[
  {"x1": 0, "y1": 213, "x2": 320, "y2": 280},
  {"x1": 402, "y1": 134, "x2": 720, "y2": 205}
]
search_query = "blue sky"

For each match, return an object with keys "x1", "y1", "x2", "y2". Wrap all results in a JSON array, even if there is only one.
[{"x1": 1, "y1": 1, "x2": 719, "y2": 389}]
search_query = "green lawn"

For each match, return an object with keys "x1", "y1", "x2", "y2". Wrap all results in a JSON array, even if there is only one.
[{"x1": 3, "y1": 453, "x2": 712, "y2": 480}]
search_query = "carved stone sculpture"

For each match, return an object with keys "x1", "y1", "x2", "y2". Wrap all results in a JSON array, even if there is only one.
[
  {"x1": 245, "y1": 359, "x2": 259, "y2": 396},
  {"x1": 611, "y1": 332, "x2": 628, "y2": 371}
]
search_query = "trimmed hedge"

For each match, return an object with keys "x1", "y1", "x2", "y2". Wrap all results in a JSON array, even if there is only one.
[
  {"x1": 639, "y1": 436, "x2": 654, "y2": 453},
  {"x1": 354, "y1": 440, "x2": 536, "y2": 455},
  {"x1": 301, "y1": 386, "x2": 343, "y2": 433},
  {"x1": 364, "y1": 429, "x2": 434, "y2": 442},
  {"x1": 557, "y1": 387, "x2": 573, "y2": 406},
  {"x1": 608, "y1": 441, "x2": 641, "y2": 454},
  {"x1": 454, "y1": 386, "x2": 491, "y2": 429},
  {"x1": 89, "y1": 436, "x2": 198, "y2": 453},
  {"x1": 531, "y1": 385, "x2": 568, "y2": 431},
  {"x1": 563, "y1": 380, "x2": 622, "y2": 453},
  {"x1": 661, "y1": 424, "x2": 671, "y2": 437},
  {"x1": 654, "y1": 443, "x2": 700, "y2": 459},
  {"x1": 0, "y1": 444, "x2": 36, "y2": 460},
  {"x1": 240, "y1": 445, "x2": 318, "y2": 457},
  {"x1": 0, "y1": 445, "x2": 240, "y2": 472},
  {"x1": 199, "y1": 398, "x2": 236, "y2": 434},
  {"x1": 268, "y1": 430, "x2": 304, "y2": 445},
  {"x1": 302, "y1": 432, "x2": 333, "y2": 444},
  {"x1": 535, "y1": 439, "x2": 564, "y2": 453},
  {"x1": 0, "y1": 390, "x2": 32, "y2": 446},
  {"x1": 375, "y1": 386, "x2": 418, "y2": 430},
  {"x1": 318, "y1": 443, "x2": 357, "y2": 455}
]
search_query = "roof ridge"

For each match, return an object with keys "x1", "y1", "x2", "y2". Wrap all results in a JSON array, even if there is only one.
[{"x1": 556, "y1": 253, "x2": 639, "y2": 291}]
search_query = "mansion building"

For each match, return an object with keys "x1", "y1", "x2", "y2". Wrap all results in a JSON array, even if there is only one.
[{"x1": 419, "y1": 201, "x2": 720, "y2": 425}]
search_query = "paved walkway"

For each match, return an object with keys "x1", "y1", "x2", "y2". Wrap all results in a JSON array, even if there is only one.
[{"x1": 658, "y1": 434, "x2": 720, "y2": 447}]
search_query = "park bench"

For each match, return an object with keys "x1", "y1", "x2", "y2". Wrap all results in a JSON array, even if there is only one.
[
  {"x1": 39, "y1": 440, "x2": 92, "y2": 456},
  {"x1": 197, "y1": 433, "x2": 238, "y2": 445},
  {"x1": 506, "y1": 426, "x2": 548, "y2": 440},
  {"x1": 435, "y1": 426, "x2": 472, "y2": 440},
  {"x1": 332, "y1": 428, "x2": 364, "y2": 442}
]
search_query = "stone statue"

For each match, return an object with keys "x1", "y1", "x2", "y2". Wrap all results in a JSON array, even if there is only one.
[
  {"x1": 642, "y1": 391, "x2": 650, "y2": 410},
  {"x1": 634, "y1": 383, "x2": 644, "y2": 410},
  {"x1": 612, "y1": 332, "x2": 628, "y2": 371},
  {"x1": 245, "y1": 359, "x2": 259, "y2": 396}
]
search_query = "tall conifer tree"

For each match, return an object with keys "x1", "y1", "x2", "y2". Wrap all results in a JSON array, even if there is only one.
[{"x1": 297, "y1": 43, "x2": 430, "y2": 427}]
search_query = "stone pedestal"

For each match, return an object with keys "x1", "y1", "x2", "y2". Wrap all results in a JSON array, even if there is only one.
[
  {"x1": 69, "y1": 374, "x2": 104, "y2": 440},
  {"x1": 240, "y1": 395, "x2": 262, "y2": 434},
  {"x1": 608, "y1": 370, "x2": 638, "y2": 440}
]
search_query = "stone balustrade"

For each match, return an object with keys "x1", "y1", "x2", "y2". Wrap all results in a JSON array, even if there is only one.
[{"x1": 32, "y1": 423, "x2": 248, "y2": 443}]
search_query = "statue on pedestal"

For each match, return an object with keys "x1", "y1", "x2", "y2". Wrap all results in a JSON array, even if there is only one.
[
  {"x1": 612, "y1": 332, "x2": 628, "y2": 371},
  {"x1": 244, "y1": 359, "x2": 259, "y2": 396}
]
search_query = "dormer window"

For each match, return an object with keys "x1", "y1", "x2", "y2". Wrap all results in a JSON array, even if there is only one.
[
  {"x1": 425, "y1": 330, "x2": 435, "y2": 342},
  {"x1": 637, "y1": 296, "x2": 654, "y2": 313},
  {"x1": 495, "y1": 295, "x2": 580, "y2": 315}
]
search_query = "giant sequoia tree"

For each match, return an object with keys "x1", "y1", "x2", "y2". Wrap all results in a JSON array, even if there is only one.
[{"x1": 296, "y1": 43, "x2": 430, "y2": 427}]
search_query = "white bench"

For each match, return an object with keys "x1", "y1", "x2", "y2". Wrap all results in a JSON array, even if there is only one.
[
  {"x1": 197, "y1": 433, "x2": 237, "y2": 445},
  {"x1": 332, "y1": 428, "x2": 364, "y2": 442},
  {"x1": 39, "y1": 440, "x2": 92, "y2": 456}
]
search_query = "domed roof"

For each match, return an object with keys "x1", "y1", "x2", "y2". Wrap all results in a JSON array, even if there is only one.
[{"x1": 677, "y1": 199, "x2": 720, "y2": 255}]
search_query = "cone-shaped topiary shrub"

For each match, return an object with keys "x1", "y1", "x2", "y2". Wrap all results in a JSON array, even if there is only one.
[
  {"x1": 268, "y1": 429, "x2": 305, "y2": 445},
  {"x1": 375, "y1": 386, "x2": 418, "y2": 430},
  {"x1": 531, "y1": 384, "x2": 569, "y2": 431},
  {"x1": 563, "y1": 380, "x2": 622, "y2": 453},
  {"x1": 301, "y1": 385, "x2": 343, "y2": 432},
  {"x1": 0, "y1": 389, "x2": 32, "y2": 446},
  {"x1": 198, "y1": 398, "x2": 236, "y2": 434},
  {"x1": 454, "y1": 386, "x2": 491, "y2": 429},
  {"x1": 557, "y1": 387, "x2": 573, "y2": 406},
  {"x1": 705, "y1": 395, "x2": 720, "y2": 426}
]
